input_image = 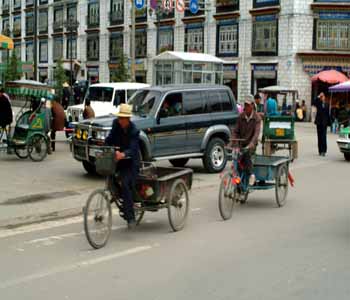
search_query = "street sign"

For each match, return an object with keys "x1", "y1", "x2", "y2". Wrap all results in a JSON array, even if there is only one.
[
  {"x1": 176, "y1": 0, "x2": 185, "y2": 13},
  {"x1": 135, "y1": 0, "x2": 145, "y2": 10},
  {"x1": 189, "y1": 0, "x2": 199, "y2": 14},
  {"x1": 162, "y1": 0, "x2": 173, "y2": 11}
]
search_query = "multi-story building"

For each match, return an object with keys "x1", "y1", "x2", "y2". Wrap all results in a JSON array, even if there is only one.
[{"x1": 1, "y1": 0, "x2": 350, "y2": 106}]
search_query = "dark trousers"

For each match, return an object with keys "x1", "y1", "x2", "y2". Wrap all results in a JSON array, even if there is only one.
[
  {"x1": 240, "y1": 149, "x2": 254, "y2": 176},
  {"x1": 119, "y1": 168, "x2": 135, "y2": 222},
  {"x1": 317, "y1": 124, "x2": 327, "y2": 154},
  {"x1": 50, "y1": 131, "x2": 56, "y2": 151}
]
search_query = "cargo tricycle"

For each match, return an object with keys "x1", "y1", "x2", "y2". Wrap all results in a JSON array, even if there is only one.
[{"x1": 83, "y1": 146, "x2": 193, "y2": 249}]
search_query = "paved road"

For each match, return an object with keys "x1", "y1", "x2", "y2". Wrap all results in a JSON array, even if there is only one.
[{"x1": 0, "y1": 124, "x2": 349, "y2": 299}]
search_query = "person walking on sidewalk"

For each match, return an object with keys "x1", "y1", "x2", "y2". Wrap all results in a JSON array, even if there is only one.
[
  {"x1": 105, "y1": 104, "x2": 140, "y2": 229},
  {"x1": 313, "y1": 92, "x2": 331, "y2": 156},
  {"x1": 50, "y1": 99, "x2": 65, "y2": 152},
  {"x1": 0, "y1": 88, "x2": 13, "y2": 132}
]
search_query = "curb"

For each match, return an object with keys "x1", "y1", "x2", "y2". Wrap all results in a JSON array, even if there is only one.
[{"x1": 0, "y1": 182, "x2": 219, "y2": 230}]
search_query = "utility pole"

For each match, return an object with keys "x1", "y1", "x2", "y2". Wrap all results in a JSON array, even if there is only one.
[
  {"x1": 33, "y1": 0, "x2": 38, "y2": 81},
  {"x1": 130, "y1": 0, "x2": 136, "y2": 82}
]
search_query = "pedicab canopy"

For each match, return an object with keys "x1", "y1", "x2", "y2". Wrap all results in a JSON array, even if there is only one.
[
  {"x1": 259, "y1": 86, "x2": 298, "y2": 95},
  {"x1": 329, "y1": 81, "x2": 350, "y2": 93},
  {"x1": 0, "y1": 34, "x2": 14, "y2": 50},
  {"x1": 5, "y1": 80, "x2": 54, "y2": 99},
  {"x1": 311, "y1": 70, "x2": 348, "y2": 85}
]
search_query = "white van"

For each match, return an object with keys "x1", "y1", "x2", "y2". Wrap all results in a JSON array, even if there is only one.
[{"x1": 66, "y1": 82, "x2": 150, "y2": 124}]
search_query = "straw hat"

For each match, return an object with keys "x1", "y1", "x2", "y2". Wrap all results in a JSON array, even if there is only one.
[
  {"x1": 116, "y1": 104, "x2": 132, "y2": 118},
  {"x1": 244, "y1": 95, "x2": 255, "y2": 105},
  {"x1": 62, "y1": 82, "x2": 69, "y2": 88}
]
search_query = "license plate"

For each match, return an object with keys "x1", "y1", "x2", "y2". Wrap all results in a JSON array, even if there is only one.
[{"x1": 275, "y1": 128, "x2": 285, "y2": 137}]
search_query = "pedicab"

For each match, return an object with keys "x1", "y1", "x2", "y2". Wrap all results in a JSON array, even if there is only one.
[
  {"x1": 83, "y1": 146, "x2": 193, "y2": 249},
  {"x1": 219, "y1": 139, "x2": 293, "y2": 220},
  {"x1": 0, "y1": 80, "x2": 54, "y2": 161},
  {"x1": 259, "y1": 86, "x2": 299, "y2": 160}
]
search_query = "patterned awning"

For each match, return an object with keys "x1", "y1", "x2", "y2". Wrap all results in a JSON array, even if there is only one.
[{"x1": 0, "y1": 34, "x2": 14, "y2": 50}]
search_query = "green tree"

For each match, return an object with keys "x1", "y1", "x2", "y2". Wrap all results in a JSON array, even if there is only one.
[
  {"x1": 110, "y1": 48, "x2": 129, "y2": 83},
  {"x1": 53, "y1": 58, "x2": 68, "y2": 101},
  {"x1": 4, "y1": 51, "x2": 21, "y2": 82}
]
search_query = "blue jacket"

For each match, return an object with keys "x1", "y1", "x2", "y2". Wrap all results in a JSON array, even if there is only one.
[
  {"x1": 105, "y1": 119, "x2": 140, "y2": 174},
  {"x1": 266, "y1": 98, "x2": 279, "y2": 116}
]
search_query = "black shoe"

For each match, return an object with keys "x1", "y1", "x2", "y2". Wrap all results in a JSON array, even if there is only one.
[{"x1": 127, "y1": 219, "x2": 136, "y2": 230}]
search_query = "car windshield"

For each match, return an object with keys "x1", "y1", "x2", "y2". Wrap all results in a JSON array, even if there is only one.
[
  {"x1": 85, "y1": 87, "x2": 114, "y2": 102},
  {"x1": 128, "y1": 90, "x2": 160, "y2": 116}
]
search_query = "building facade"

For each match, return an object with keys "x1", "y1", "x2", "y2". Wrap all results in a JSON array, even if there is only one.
[{"x1": 1, "y1": 0, "x2": 350, "y2": 105}]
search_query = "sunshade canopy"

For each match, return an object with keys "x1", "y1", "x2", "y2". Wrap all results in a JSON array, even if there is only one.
[
  {"x1": 0, "y1": 34, "x2": 14, "y2": 50},
  {"x1": 259, "y1": 85, "x2": 298, "y2": 94},
  {"x1": 329, "y1": 81, "x2": 350, "y2": 93},
  {"x1": 5, "y1": 80, "x2": 54, "y2": 99},
  {"x1": 311, "y1": 70, "x2": 348, "y2": 84}
]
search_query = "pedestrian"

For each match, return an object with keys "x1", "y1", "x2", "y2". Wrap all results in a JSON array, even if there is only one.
[
  {"x1": 301, "y1": 100, "x2": 308, "y2": 121},
  {"x1": 313, "y1": 92, "x2": 331, "y2": 156},
  {"x1": 62, "y1": 82, "x2": 71, "y2": 109},
  {"x1": 337, "y1": 100, "x2": 349, "y2": 128},
  {"x1": 50, "y1": 99, "x2": 65, "y2": 152},
  {"x1": 105, "y1": 104, "x2": 140, "y2": 229},
  {"x1": 254, "y1": 94, "x2": 264, "y2": 116},
  {"x1": 73, "y1": 81, "x2": 82, "y2": 105},
  {"x1": 295, "y1": 103, "x2": 304, "y2": 122},
  {"x1": 83, "y1": 99, "x2": 95, "y2": 119},
  {"x1": 265, "y1": 94, "x2": 279, "y2": 116},
  {"x1": 0, "y1": 88, "x2": 13, "y2": 132},
  {"x1": 236, "y1": 102, "x2": 243, "y2": 114}
]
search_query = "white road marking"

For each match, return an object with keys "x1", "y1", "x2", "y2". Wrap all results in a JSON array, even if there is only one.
[
  {"x1": 191, "y1": 208, "x2": 201, "y2": 212},
  {"x1": 0, "y1": 245, "x2": 153, "y2": 289}
]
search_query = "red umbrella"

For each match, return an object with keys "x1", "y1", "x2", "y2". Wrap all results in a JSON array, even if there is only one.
[{"x1": 311, "y1": 70, "x2": 348, "y2": 84}]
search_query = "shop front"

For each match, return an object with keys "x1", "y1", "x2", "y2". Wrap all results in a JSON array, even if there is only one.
[
  {"x1": 251, "y1": 63, "x2": 278, "y2": 95},
  {"x1": 87, "y1": 66, "x2": 99, "y2": 84},
  {"x1": 223, "y1": 63, "x2": 238, "y2": 99}
]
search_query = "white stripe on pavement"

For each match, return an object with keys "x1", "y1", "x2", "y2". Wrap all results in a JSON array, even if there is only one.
[{"x1": 0, "y1": 245, "x2": 153, "y2": 290}]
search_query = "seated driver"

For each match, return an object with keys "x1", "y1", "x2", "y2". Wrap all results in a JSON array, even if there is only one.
[
  {"x1": 105, "y1": 104, "x2": 140, "y2": 229},
  {"x1": 232, "y1": 95, "x2": 262, "y2": 186}
]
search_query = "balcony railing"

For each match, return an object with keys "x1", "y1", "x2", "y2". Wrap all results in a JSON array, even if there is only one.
[
  {"x1": 216, "y1": 0, "x2": 239, "y2": 14},
  {"x1": 39, "y1": 25, "x2": 48, "y2": 34},
  {"x1": 135, "y1": 8, "x2": 147, "y2": 23},
  {"x1": 87, "y1": 15, "x2": 100, "y2": 28},
  {"x1": 53, "y1": 21, "x2": 64, "y2": 32},
  {"x1": 26, "y1": 27, "x2": 34, "y2": 36},
  {"x1": 2, "y1": 28, "x2": 11, "y2": 36},
  {"x1": 110, "y1": 11, "x2": 124, "y2": 25},
  {"x1": 2, "y1": 3, "x2": 10, "y2": 13},
  {"x1": 13, "y1": 27, "x2": 22, "y2": 37}
]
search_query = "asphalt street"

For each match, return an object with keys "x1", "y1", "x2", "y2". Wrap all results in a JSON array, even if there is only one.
[{"x1": 0, "y1": 124, "x2": 349, "y2": 299}]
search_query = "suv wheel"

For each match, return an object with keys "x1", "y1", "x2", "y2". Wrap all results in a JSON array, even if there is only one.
[
  {"x1": 203, "y1": 137, "x2": 227, "y2": 173},
  {"x1": 169, "y1": 158, "x2": 189, "y2": 168},
  {"x1": 82, "y1": 161, "x2": 97, "y2": 175}
]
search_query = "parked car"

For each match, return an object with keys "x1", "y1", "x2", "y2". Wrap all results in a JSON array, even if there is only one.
[
  {"x1": 337, "y1": 126, "x2": 350, "y2": 161},
  {"x1": 65, "y1": 82, "x2": 149, "y2": 136},
  {"x1": 72, "y1": 85, "x2": 238, "y2": 174}
]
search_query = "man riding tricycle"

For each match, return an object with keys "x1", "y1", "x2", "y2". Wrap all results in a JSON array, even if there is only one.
[
  {"x1": 0, "y1": 80, "x2": 53, "y2": 161},
  {"x1": 219, "y1": 96, "x2": 293, "y2": 220}
]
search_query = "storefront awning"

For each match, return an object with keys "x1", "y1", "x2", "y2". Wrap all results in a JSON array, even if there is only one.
[
  {"x1": 153, "y1": 51, "x2": 224, "y2": 64},
  {"x1": 0, "y1": 34, "x2": 14, "y2": 50},
  {"x1": 311, "y1": 70, "x2": 348, "y2": 84}
]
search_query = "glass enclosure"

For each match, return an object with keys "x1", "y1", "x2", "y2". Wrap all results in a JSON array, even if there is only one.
[{"x1": 153, "y1": 53, "x2": 223, "y2": 85}]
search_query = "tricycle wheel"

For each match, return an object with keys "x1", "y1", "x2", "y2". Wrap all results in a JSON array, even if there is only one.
[
  {"x1": 219, "y1": 173, "x2": 237, "y2": 220},
  {"x1": 15, "y1": 147, "x2": 28, "y2": 159},
  {"x1": 344, "y1": 153, "x2": 350, "y2": 162},
  {"x1": 275, "y1": 164, "x2": 289, "y2": 207},
  {"x1": 167, "y1": 179, "x2": 189, "y2": 232},
  {"x1": 84, "y1": 189, "x2": 112, "y2": 249},
  {"x1": 28, "y1": 135, "x2": 48, "y2": 162}
]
